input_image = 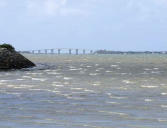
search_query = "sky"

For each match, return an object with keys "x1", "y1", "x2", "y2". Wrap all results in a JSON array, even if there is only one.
[{"x1": 0, "y1": 0, "x2": 167, "y2": 51}]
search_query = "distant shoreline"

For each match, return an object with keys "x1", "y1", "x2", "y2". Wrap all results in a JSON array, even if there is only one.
[
  {"x1": 94, "y1": 50, "x2": 167, "y2": 55},
  {"x1": 20, "y1": 50, "x2": 167, "y2": 55}
]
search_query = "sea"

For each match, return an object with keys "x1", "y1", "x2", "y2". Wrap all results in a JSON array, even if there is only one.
[{"x1": 0, "y1": 54, "x2": 167, "y2": 128}]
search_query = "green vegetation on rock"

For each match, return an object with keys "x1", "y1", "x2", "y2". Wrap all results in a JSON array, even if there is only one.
[{"x1": 0, "y1": 43, "x2": 15, "y2": 51}]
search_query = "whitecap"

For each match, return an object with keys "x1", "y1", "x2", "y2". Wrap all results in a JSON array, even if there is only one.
[
  {"x1": 157, "y1": 118, "x2": 167, "y2": 122},
  {"x1": 47, "y1": 72, "x2": 61, "y2": 75},
  {"x1": 121, "y1": 73, "x2": 128, "y2": 75},
  {"x1": 71, "y1": 88, "x2": 84, "y2": 90},
  {"x1": 109, "y1": 96, "x2": 127, "y2": 99},
  {"x1": 84, "y1": 89, "x2": 95, "y2": 93},
  {"x1": 17, "y1": 79, "x2": 24, "y2": 81},
  {"x1": 110, "y1": 65, "x2": 118, "y2": 67},
  {"x1": 0, "y1": 80, "x2": 10, "y2": 82},
  {"x1": 99, "y1": 111, "x2": 128, "y2": 116},
  {"x1": 106, "y1": 101, "x2": 120, "y2": 104},
  {"x1": 144, "y1": 68, "x2": 152, "y2": 71},
  {"x1": 122, "y1": 80, "x2": 134, "y2": 84},
  {"x1": 69, "y1": 69, "x2": 78, "y2": 71},
  {"x1": 26, "y1": 73, "x2": 43, "y2": 75},
  {"x1": 86, "y1": 66, "x2": 92, "y2": 68},
  {"x1": 141, "y1": 85, "x2": 158, "y2": 88},
  {"x1": 144, "y1": 99, "x2": 153, "y2": 102},
  {"x1": 22, "y1": 76, "x2": 32, "y2": 78},
  {"x1": 7, "y1": 85, "x2": 16, "y2": 87},
  {"x1": 32, "y1": 78, "x2": 47, "y2": 82},
  {"x1": 105, "y1": 71, "x2": 112, "y2": 73},
  {"x1": 64, "y1": 77, "x2": 72, "y2": 80},
  {"x1": 52, "y1": 84, "x2": 64, "y2": 87},
  {"x1": 161, "y1": 93, "x2": 167, "y2": 96},
  {"x1": 89, "y1": 73, "x2": 98, "y2": 76}
]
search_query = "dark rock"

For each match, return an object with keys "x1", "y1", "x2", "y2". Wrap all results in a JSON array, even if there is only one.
[{"x1": 0, "y1": 48, "x2": 35, "y2": 69}]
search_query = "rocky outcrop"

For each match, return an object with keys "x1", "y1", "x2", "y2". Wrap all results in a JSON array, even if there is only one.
[{"x1": 0, "y1": 48, "x2": 35, "y2": 69}]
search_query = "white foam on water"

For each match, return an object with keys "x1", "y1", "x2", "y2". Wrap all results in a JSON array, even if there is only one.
[
  {"x1": 32, "y1": 78, "x2": 47, "y2": 82},
  {"x1": 161, "y1": 93, "x2": 167, "y2": 96},
  {"x1": 26, "y1": 73, "x2": 43, "y2": 75},
  {"x1": 106, "y1": 101, "x2": 120, "y2": 104},
  {"x1": 151, "y1": 71, "x2": 160, "y2": 74},
  {"x1": 67, "y1": 96, "x2": 85, "y2": 100},
  {"x1": 92, "y1": 81, "x2": 101, "y2": 86},
  {"x1": 92, "y1": 83, "x2": 101, "y2": 86},
  {"x1": 52, "y1": 81, "x2": 61, "y2": 84},
  {"x1": 7, "y1": 85, "x2": 17, "y2": 87},
  {"x1": 69, "y1": 68, "x2": 79, "y2": 71},
  {"x1": 56, "y1": 75, "x2": 63, "y2": 78},
  {"x1": 52, "y1": 84, "x2": 64, "y2": 87},
  {"x1": 105, "y1": 71, "x2": 112, "y2": 73},
  {"x1": 99, "y1": 110, "x2": 128, "y2": 116},
  {"x1": 16, "y1": 79, "x2": 24, "y2": 81},
  {"x1": 49, "y1": 90, "x2": 61, "y2": 93},
  {"x1": 157, "y1": 118, "x2": 167, "y2": 122},
  {"x1": 144, "y1": 99, "x2": 153, "y2": 102},
  {"x1": 153, "y1": 68, "x2": 159, "y2": 70},
  {"x1": 64, "y1": 82, "x2": 70, "y2": 85},
  {"x1": 121, "y1": 73, "x2": 128, "y2": 75},
  {"x1": 5, "y1": 92, "x2": 21, "y2": 96},
  {"x1": 89, "y1": 73, "x2": 98, "y2": 76},
  {"x1": 47, "y1": 72, "x2": 61, "y2": 75},
  {"x1": 160, "y1": 84, "x2": 166, "y2": 86},
  {"x1": 110, "y1": 65, "x2": 118, "y2": 67},
  {"x1": 0, "y1": 80, "x2": 10, "y2": 82},
  {"x1": 63, "y1": 77, "x2": 72, "y2": 80},
  {"x1": 71, "y1": 88, "x2": 84, "y2": 90},
  {"x1": 118, "y1": 87, "x2": 128, "y2": 90},
  {"x1": 122, "y1": 80, "x2": 134, "y2": 84},
  {"x1": 95, "y1": 64, "x2": 99, "y2": 66},
  {"x1": 144, "y1": 68, "x2": 152, "y2": 71},
  {"x1": 109, "y1": 96, "x2": 127, "y2": 99},
  {"x1": 45, "y1": 70, "x2": 52, "y2": 72},
  {"x1": 22, "y1": 76, "x2": 32, "y2": 79},
  {"x1": 84, "y1": 89, "x2": 95, "y2": 93},
  {"x1": 141, "y1": 85, "x2": 158, "y2": 88},
  {"x1": 0, "y1": 82, "x2": 5, "y2": 85},
  {"x1": 29, "y1": 89, "x2": 46, "y2": 91}
]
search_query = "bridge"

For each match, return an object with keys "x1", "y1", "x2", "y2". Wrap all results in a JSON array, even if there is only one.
[{"x1": 20, "y1": 48, "x2": 95, "y2": 55}]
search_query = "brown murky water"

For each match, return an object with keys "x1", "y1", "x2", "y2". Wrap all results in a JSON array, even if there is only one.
[{"x1": 0, "y1": 54, "x2": 167, "y2": 128}]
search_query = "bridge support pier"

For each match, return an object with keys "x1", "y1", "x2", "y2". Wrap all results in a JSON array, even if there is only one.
[
  {"x1": 51, "y1": 49, "x2": 54, "y2": 54},
  {"x1": 76, "y1": 49, "x2": 78, "y2": 55},
  {"x1": 69, "y1": 49, "x2": 72, "y2": 55},
  {"x1": 38, "y1": 50, "x2": 41, "y2": 54},
  {"x1": 83, "y1": 49, "x2": 86, "y2": 54},
  {"x1": 58, "y1": 49, "x2": 61, "y2": 54},
  {"x1": 45, "y1": 49, "x2": 47, "y2": 54}
]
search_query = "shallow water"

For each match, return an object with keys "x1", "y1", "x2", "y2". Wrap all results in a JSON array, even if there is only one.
[{"x1": 1, "y1": 54, "x2": 167, "y2": 128}]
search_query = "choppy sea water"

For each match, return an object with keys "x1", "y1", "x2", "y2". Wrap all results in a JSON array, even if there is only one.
[{"x1": 1, "y1": 54, "x2": 167, "y2": 128}]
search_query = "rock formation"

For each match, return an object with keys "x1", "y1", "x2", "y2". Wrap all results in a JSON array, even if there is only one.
[{"x1": 0, "y1": 46, "x2": 35, "y2": 70}]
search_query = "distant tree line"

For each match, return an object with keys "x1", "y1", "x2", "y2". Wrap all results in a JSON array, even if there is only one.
[{"x1": 94, "y1": 50, "x2": 167, "y2": 54}]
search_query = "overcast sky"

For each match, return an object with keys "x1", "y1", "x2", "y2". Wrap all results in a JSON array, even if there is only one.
[{"x1": 0, "y1": 0, "x2": 167, "y2": 51}]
